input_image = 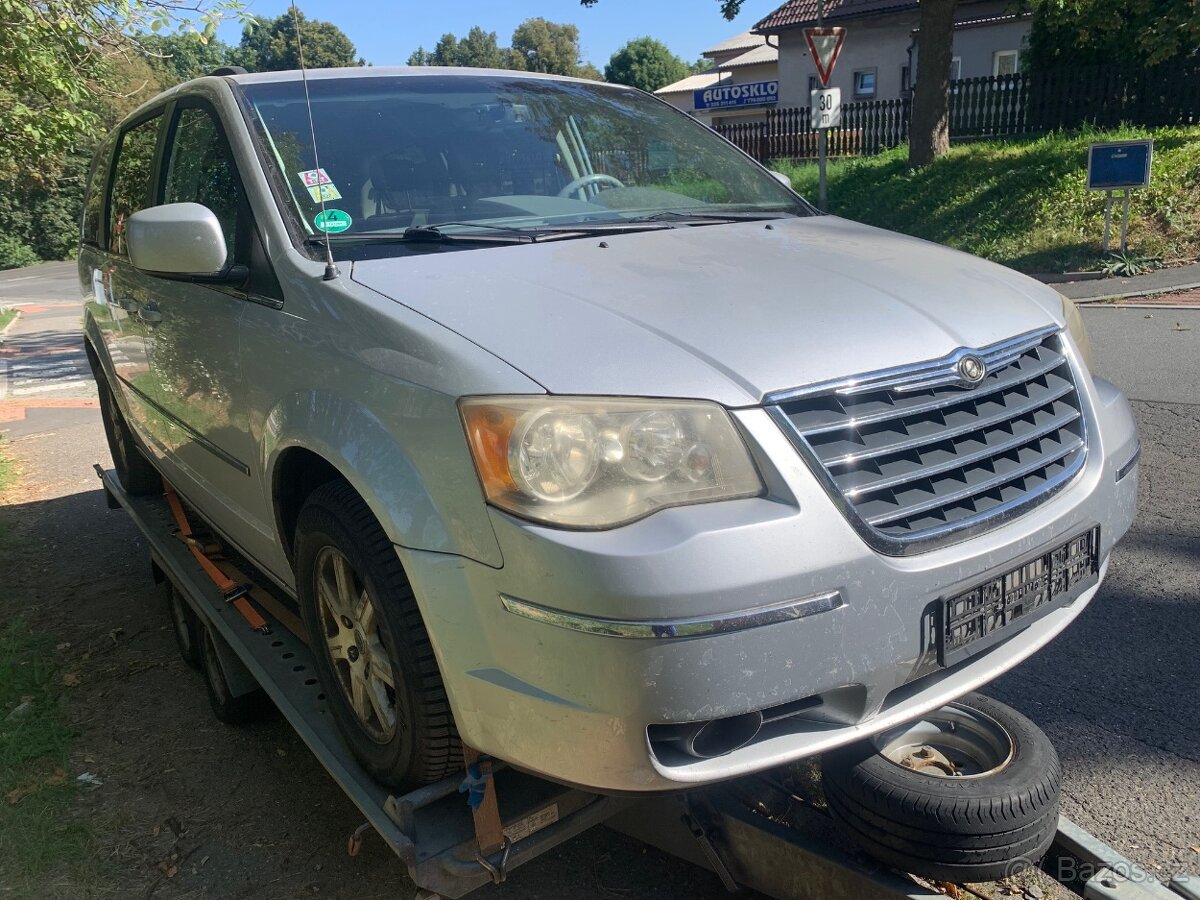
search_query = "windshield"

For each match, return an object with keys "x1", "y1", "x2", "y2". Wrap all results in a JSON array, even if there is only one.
[{"x1": 238, "y1": 74, "x2": 814, "y2": 248}]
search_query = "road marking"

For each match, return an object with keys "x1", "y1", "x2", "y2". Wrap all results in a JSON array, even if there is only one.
[{"x1": 11, "y1": 380, "x2": 94, "y2": 396}]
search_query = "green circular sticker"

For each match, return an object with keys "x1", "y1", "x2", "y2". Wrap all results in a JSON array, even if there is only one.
[{"x1": 314, "y1": 209, "x2": 352, "y2": 234}]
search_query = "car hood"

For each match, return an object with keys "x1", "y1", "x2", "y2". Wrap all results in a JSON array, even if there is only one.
[{"x1": 350, "y1": 216, "x2": 1065, "y2": 407}]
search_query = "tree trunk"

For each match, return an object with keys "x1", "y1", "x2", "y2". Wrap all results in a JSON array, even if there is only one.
[{"x1": 908, "y1": 0, "x2": 959, "y2": 168}]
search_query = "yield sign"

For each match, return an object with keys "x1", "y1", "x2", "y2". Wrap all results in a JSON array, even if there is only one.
[{"x1": 804, "y1": 26, "x2": 847, "y2": 88}]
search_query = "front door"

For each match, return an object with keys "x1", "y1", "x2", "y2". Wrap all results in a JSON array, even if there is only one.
[
  {"x1": 140, "y1": 101, "x2": 257, "y2": 546},
  {"x1": 101, "y1": 111, "x2": 165, "y2": 434}
]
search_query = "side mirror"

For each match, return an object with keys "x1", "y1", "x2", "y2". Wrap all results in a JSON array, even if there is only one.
[
  {"x1": 127, "y1": 203, "x2": 229, "y2": 279},
  {"x1": 769, "y1": 170, "x2": 793, "y2": 189}
]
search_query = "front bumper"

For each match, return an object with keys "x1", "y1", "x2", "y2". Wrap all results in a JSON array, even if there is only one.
[{"x1": 402, "y1": 376, "x2": 1139, "y2": 793}]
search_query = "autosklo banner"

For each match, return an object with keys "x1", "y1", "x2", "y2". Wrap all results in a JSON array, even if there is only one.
[{"x1": 694, "y1": 80, "x2": 780, "y2": 111}]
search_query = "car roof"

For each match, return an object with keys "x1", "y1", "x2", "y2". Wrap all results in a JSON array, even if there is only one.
[{"x1": 227, "y1": 66, "x2": 602, "y2": 87}]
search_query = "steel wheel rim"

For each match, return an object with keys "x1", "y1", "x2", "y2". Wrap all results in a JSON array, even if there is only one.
[
  {"x1": 872, "y1": 702, "x2": 1014, "y2": 779},
  {"x1": 314, "y1": 546, "x2": 398, "y2": 742}
]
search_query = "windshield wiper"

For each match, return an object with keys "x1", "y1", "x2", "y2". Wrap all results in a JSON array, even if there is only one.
[
  {"x1": 624, "y1": 210, "x2": 795, "y2": 225},
  {"x1": 306, "y1": 223, "x2": 536, "y2": 246}
]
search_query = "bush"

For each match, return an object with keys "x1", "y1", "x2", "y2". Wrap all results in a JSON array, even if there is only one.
[{"x1": 0, "y1": 237, "x2": 40, "y2": 271}]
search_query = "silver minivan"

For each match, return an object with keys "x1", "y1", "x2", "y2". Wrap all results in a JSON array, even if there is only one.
[{"x1": 80, "y1": 67, "x2": 1139, "y2": 794}]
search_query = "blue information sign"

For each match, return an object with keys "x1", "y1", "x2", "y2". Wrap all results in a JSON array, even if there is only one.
[
  {"x1": 694, "y1": 80, "x2": 780, "y2": 111},
  {"x1": 1087, "y1": 140, "x2": 1153, "y2": 190}
]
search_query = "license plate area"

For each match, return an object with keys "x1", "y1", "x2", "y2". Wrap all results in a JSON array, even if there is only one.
[{"x1": 939, "y1": 526, "x2": 1101, "y2": 667}]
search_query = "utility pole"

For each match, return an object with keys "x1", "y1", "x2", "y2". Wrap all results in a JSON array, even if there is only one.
[{"x1": 817, "y1": 0, "x2": 828, "y2": 213}]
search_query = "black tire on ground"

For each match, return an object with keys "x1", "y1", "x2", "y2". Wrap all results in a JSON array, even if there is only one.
[
  {"x1": 294, "y1": 481, "x2": 460, "y2": 789},
  {"x1": 821, "y1": 692, "x2": 1061, "y2": 884},
  {"x1": 165, "y1": 582, "x2": 202, "y2": 670},
  {"x1": 95, "y1": 371, "x2": 161, "y2": 495},
  {"x1": 199, "y1": 624, "x2": 270, "y2": 725}
]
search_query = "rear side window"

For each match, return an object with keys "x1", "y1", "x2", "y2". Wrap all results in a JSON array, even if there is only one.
[
  {"x1": 108, "y1": 115, "x2": 162, "y2": 256},
  {"x1": 163, "y1": 107, "x2": 243, "y2": 257}
]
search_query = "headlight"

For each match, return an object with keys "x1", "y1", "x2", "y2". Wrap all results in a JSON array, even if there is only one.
[
  {"x1": 1060, "y1": 294, "x2": 1095, "y2": 372},
  {"x1": 460, "y1": 397, "x2": 763, "y2": 528}
]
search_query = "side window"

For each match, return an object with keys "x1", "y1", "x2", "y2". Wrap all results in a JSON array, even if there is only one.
[
  {"x1": 163, "y1": 107, "x2": 242, "y2": 257},
  {"x1": 108, "y1": 115, "x2": 162, "y2": 256},
  {"x1": 81, "y1": 133, "x2": 115, "y2": 247}
]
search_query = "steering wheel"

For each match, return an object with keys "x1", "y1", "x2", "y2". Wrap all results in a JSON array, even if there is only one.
[{"x1": 557, "y1": 173, "x2": 626, "y2": 199}]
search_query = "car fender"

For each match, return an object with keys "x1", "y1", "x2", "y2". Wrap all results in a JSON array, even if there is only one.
[{"x1": 262, "y1": 389, "x2": 504, "y2": 569}]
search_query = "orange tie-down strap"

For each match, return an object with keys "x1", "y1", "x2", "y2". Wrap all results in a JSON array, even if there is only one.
[{"x1": 163, "y1": 481, "x2": 271, "y2": 635}]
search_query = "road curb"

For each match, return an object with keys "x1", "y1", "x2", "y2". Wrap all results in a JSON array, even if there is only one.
[
  {"x1": 0, "y1": 307, "x2": 21, "y2": 341},
  {"x1": 1073, "y1": 281, "x2": 1200, "y2": 305}
]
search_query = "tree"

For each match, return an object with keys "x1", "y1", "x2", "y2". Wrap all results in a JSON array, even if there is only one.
[
  {"x1": 409, "y1": 27, "x2": 511, "y2": 68},
  {"x1": 907, "y1": 0, "x2": 958, "y2": 169},
  {"x1": 580, "y1": 0, "x2": 746, "y2": 18},
  {"x1": 139, "y1": 32, "x2": 236, "y2": 83},
  {"x1": 689, "y1": 57, "x2": 715, "y2": 74},
  {"x1": 0, "y1": 1, "x2": 242, "y2": 176},
  {"x1": 605, "y1": 37, "x2": 688, "y2": 91},
  {"x1": 511, "y1": 18, "x2": 584, "y2": 75},
  {"x1": 1028, "y1": 0, "x2": 1200, "y2": 70},
  {"x1": 233, "y1": 10, "x2": 362, "y2": 72}
]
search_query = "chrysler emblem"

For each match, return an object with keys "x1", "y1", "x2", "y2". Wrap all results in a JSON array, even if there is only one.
[{"x1": 958, "y1": 354, "x2": 987, "y2": 385}]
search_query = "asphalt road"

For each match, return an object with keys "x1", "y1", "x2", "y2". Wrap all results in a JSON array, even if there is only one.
[{"x1": 2, "y1": 262, "x2": 1198, "y2": 895}]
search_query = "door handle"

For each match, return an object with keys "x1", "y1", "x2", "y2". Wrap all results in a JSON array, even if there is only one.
[{"x1": 138, "y1": 304, "x2": 163, "y2": 325}]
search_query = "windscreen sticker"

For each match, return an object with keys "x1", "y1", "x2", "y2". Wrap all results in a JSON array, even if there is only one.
[
  {"x1": 313, "y1": 209, "x2": 352, "y2": 233},
  {"x1": 307, "y1": 183, "x2": 343, "y2": 202},
  {"x1": 297, "y1": 167, "x2": 333, "y2": 187}
]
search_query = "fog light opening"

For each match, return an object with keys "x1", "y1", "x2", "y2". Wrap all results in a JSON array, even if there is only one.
[{"x1": 680, "y1": 710, "x2": 764, "y2": 759}]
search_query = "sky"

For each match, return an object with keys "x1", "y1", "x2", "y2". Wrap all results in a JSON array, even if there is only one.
[{"x1": 210, "y1": 0, "x2": 785, "y2": 69}]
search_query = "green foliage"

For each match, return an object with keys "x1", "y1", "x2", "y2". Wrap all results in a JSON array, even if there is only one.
[
  {"x1": 0, "y1": 617, "x2": 96, "y2": 888},
  {"x1": 0, "y1": 1, "x2": 243, "y2": 171},
  {"x1": 138, "y1": 31, "x2": 236, "y2": 83},
  {"x1": 1101, "y1": 251, "x2": 1161, "y2": 277},
  {"x1": 1028, "y1": 0, "x2": 1200, "y2": 69},
  {"x1": 408, "y1": 18, "x2": 600, "y2": 78},
  {"x1": 772, "y1": 125, "x2": 1200, "y2": 273},
  {"x1": 580, "y1": 0, "x2": 746, "y2": 19},
  {"x1": 0, "y1": 237, "x2": 40, "y2": 271},
  {"x1": 511, "y1": 18, "x2": 584, "y2": 75},
  {"x1": 409, "y1": 26, "x2": 516, "y2": 69},
  {"x1": 689, "y1": 57, "x2": 715, "y2": 74},
  {"x1": 605, "y1": 37, "x2": 688, "y2": 92},
  {"x1": 233, "y1": 9, "x2": 362, "y2": 72}
]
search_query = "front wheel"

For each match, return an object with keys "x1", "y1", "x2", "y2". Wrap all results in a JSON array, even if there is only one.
[
  {"x1": 95, "y1": 372, "x2": 160, "y2": 495},
  {"x1": 295, "y1": 481, "x2": 460, "y2": 789}
]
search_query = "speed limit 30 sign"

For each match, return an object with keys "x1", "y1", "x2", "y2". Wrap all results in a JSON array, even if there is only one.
[{"x1": 811, "y1": 87, "x2": 842, "y2": 128}]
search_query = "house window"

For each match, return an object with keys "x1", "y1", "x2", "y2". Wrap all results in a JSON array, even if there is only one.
[
  {"x1": 853, "y1": 68, "x2": 877, "y2": 98},
  {"x1": 993, "y1": 50, "x2": 1019, "y2": 76},
  {"x1": 949, "y1": 57, "x2": 962, "y2": 81}
]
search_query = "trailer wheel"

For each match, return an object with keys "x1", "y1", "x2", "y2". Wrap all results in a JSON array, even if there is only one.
[
  {"x1": 294, "y1": 481, "x2": 461, "y2": 789},
  {"x1": 96, "y1": 374, "x2": 161, "y2": 495},
  {"x1": 821, "y1": 693, "x2": 1060, "y2": 884},
  {"x1": 200, "y1": 624, "x2": 270, "y2": 725},
  {"x1": 166, "y1": 582, "x2": 201, "y2": 670}
]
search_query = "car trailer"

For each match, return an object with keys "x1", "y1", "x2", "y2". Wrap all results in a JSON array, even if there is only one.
[{"x1": 96, "y1": 466, "x2": 1197, "y2": 900}]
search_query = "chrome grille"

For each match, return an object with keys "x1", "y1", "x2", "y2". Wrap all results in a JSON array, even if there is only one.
[{"x1": 769, "y1": 327, "x2": 1087, "y2": 552}]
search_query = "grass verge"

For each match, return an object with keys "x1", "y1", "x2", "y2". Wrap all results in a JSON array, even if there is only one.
[
  {"x1": 773, "y1": 125, "x2": 1200, "y2": 274},
  {"x1": 0, "y1": 307, "x2": 17, "y2": 333},
  {"x1": 0, "y1": 440, "x2": 104, "y2": 896}
]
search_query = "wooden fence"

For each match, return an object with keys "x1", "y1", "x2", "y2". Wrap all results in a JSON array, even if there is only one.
[{"x1": 717, "y1": 61, "x2": 1200, "y2": 162}]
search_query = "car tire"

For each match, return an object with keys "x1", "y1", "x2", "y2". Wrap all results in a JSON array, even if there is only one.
[
  {"x1": 165, "y1": 581, "x2": 202, "y2": 670},
  {"x1": 95, "y1": 372, "x2": 161, "y2": 496},
  {"x1": 294, "y1": 481, "x2": 461, "y2": 789},
  {"x1": 821, "y1": 692, "x2": 1060, "y2": 884},
  {"x1": 199, "y1": 624, "x2": 271, "y2": 725}
]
